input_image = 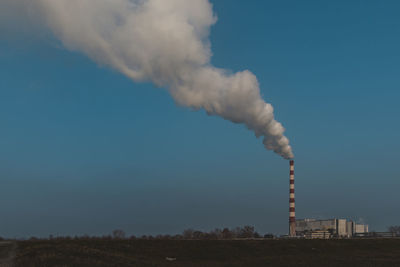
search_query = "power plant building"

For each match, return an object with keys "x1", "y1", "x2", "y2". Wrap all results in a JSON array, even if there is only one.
[{"x1": 296, "y1": 218, "x2": 368, "y2": 238}]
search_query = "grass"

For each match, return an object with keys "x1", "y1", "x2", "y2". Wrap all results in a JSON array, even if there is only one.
[{"x1": 11, "y1": 239, "x2": 400, "y2": 267}]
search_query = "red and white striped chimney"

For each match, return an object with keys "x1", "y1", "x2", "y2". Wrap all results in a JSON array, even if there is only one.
[{"x1": 289, "y1": 160, "x2": 296, "y2": 237}]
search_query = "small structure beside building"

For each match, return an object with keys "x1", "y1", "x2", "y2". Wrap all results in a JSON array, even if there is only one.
[
  {"x1": 304, "y1": 230, "x2": 331, "y2": 239},
  {"x1": 354, "y1": 232, "x2": 396, "y2": 238}
]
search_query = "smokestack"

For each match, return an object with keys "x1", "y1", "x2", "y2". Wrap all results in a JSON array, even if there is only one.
[{"x1": 289, "y1": 160, "x2": 296, "y2": 237}]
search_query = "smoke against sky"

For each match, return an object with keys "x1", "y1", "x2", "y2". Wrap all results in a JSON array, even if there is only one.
[{"x1": 27, "y1": 0, "x2": 293, "y2": 159}]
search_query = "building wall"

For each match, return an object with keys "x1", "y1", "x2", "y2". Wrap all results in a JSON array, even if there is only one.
[
  {"x1": 337, "y1": 219, "x2": 347, "y2": 237},
  {"x1": 346, "y1": 221, "x2": 354, "y2": 237},
  {"x1": 296, "y1": 219, "x2": 336, "y2": 233},
  {"x1": 354, "y1": 224, "x2": 368, "y2": 234}
]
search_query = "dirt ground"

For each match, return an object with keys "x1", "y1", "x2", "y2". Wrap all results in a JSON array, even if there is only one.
[
  {"x1": 9, "y1": 238, "x2": 400, "y2": 267},
  {"x1": 0, "y1": 241, "x2": 16, "y2": 267}
]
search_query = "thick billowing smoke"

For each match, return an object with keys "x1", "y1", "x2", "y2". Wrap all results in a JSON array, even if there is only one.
[{"x1": 35, "y1": 0, "x2": 293, "y2": 158}]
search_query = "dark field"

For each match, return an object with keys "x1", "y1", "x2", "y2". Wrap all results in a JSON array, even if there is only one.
[{"x1": 5, "y1": 239, "x2": 400, "y2": 267}]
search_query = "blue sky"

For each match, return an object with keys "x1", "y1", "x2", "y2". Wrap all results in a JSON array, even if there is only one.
[{"x1": 0, "y1": 0, "x2": 399, "y2": 237}]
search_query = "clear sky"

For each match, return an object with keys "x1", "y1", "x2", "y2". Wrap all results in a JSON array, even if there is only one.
[{"x1": 0, "y1": 0, "x2": 399, "y2": 238}]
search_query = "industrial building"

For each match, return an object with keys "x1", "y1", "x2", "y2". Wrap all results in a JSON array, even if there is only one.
[{"x1": 296, "y1": 218, "x2": 369, "y2": 238}]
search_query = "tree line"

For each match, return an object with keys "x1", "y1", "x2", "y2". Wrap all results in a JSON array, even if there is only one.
[
  {"x1": 91, "y1": 226, "x2": 273, "y2": 240},
  {"x1": 1, "y1": 225, "x2": 398, "y2": 241},
  {"x1": 0, "y1": 226, "x2": 275, "y2": 241}
]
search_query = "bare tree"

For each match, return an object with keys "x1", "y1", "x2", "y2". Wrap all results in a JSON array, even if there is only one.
[
  {"x1": 112, "y1": 229, "x2": 126, "y2": 239},
  {"x1": 222, "y1": 228, "x2": 233, "y2": 239},
  {"x1": 192, "y1": 231, "x2": 204, "y2": 239},
  {"x1": 232, "y1": 227, "x2": 242, "y2": 238},
  {"x1": 239, "y1": 226, "x2": 255, "y2": 238},
  {"x1": 182, "y1": 229, "x2": 194, "y2": 239},
  {"x1": 210, "y1": 228, "x2": 223, "y2": 239}
]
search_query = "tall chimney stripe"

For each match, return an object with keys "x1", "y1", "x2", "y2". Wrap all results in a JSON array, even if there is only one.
[{"x1": 289, "y1": 160, "x2": 296, "y2": 237}]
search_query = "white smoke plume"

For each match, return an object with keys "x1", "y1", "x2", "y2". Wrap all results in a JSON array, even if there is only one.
[{"x1": 26, "y1": 0, "x2": 294, "y2": 158}]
